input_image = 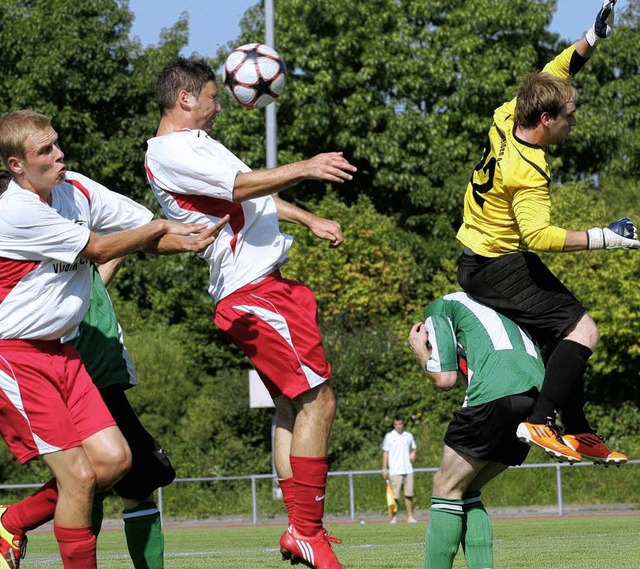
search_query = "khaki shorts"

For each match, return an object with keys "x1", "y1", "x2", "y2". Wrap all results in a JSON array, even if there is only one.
[{"x1": 389, "y1": 473, "x2": 414, "y2": 499}]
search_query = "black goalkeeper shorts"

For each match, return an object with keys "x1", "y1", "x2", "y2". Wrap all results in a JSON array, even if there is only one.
[
  {"x1": 457, "y1": 251, "x2": 586, "y2": 345},
  {"x1": 445, "y1": 389, "x2": 538, "y2": 467},
  {"x1": 99, "y1": 385, "x2": 176, "y2": 500}
]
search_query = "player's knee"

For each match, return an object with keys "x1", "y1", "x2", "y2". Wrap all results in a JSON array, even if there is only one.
[
  {"x1": 67, "y1": 462, "x2": 98, "y2": 498},
  {"x1": 567, "y1": 313, "x2": 599, "y2": 349},
  {"x1": 317, "y1": 383, "x2": 337, "y2": 422},
  {"x1": 294, "y1": 382, "x2": 336, "y2": 424},
  {"x1": 432, "y1": 469, "x2": 459, "y2": 498},
  {"x1": 95, "y1": 444, "x2": 132, "y2": 490}
]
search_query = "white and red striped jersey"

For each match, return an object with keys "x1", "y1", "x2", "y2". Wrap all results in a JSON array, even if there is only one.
[
  {"x1": 145, "y1": 129, "x2": 292, "y2": 303},
  {"x1": 0, "y1": 172, "x2": 153, "y2": 340}
]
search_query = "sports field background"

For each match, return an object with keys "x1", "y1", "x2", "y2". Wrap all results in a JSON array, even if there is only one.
[{"x1": 23, "y1": 514, "x2": 640, "y2": 568}]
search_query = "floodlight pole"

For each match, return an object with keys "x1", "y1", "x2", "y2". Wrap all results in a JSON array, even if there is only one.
[{"x1": 265, "y1": 0, "x2": 277, "y2": 169}]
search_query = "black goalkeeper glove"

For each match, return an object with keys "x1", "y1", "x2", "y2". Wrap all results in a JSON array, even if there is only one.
[
  {"x1": 586, "y1": 0, "x2": 616, "y2": 46},
  {"x1": 588, "y1": 217, "x2": 640, "y2": 250}
]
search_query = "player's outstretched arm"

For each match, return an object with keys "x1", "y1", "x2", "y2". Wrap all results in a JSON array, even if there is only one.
[
  {"x1": 561, "y1": 0, "x2": 616, "y2": 72},
  {"x1": 81, "y1": 220, "x2": 213, "y2": 263},
  {"x1": 563, "y1": 218, "x2": 640, "y2": 251},
  {"x1": 233, "y1": 152, "x2": 357, "y2": 202},
  {"x1": 274, "y1": 197, "x2": 344, "y2": 247}
]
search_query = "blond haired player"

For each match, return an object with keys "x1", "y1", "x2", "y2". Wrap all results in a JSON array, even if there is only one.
[
  {"x1": 0, "y1": 111, "x2": 223, "y2": 568},
  {"x1": 456, "y1": 0, "x2": 630, "y2": 465}
]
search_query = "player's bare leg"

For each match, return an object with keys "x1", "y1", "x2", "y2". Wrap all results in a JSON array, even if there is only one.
[
  {"x1": 280, "y1": 383, "x2": 343, "y2": 569},
  {"x1": 41, "y1": 448, "x2": 99, "y2": 568},
  {"x1": 291, "y1": 382, "x2": 335, "y2": 457},
  {"x1": 273, "y1": 395, "x2": 296, "y2": 522}
]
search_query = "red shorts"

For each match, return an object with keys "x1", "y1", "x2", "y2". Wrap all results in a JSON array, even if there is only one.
[
  {"x1": 0, "y1": 340, "x2": 116, "y2": 464},
  {"x1": 214, "y1": 271, "x2": 331, "y2": 400}
]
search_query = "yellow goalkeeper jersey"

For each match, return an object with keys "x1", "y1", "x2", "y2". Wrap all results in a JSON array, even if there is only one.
[{"x1": 457, "y1": 46, "x2": 578, "y2": 257}]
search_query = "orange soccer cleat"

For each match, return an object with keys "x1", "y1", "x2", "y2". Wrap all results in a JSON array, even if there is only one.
[
  {"x1": 0, "y1": 506, "x2": 26, "y2": 569},
  {"x1": 516, "y1": 421, "x2": 582, "y2": 463},
  {"x1": 563, "y1": 433, "x2": 628, "y2": 467},
  {"x1": 280, "y1": 524, "x2": 344, "y2": 569}
]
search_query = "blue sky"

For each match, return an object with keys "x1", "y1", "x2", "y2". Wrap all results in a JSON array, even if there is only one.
[{"x1": 128, "y1": 0, "x2": 629, "y2": 58}]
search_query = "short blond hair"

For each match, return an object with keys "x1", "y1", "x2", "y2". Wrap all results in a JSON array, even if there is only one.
[
  {"x1": 515, "y1": 72, "x2": 578, "y2": 129},
  {"x1": 0, "y1": 110, "x2": 52, "y2": 167}
]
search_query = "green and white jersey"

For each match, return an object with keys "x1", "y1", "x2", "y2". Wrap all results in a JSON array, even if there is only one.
[
  {"x1": 425, "y1": 292, "x2": 543, "y2": 407},
  {"x1": 65, "y1": 264, "x2": 136, "y2": 389}
]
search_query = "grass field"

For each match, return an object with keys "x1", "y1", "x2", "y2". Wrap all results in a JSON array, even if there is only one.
[{"x1": 22, "y1": 514, "x2": 640, "y2": 568}]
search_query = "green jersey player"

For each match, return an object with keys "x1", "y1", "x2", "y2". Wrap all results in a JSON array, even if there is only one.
[
  {"x1": 409, "y1": 292, "x2": 544, "y2": 569},
  {"x1": 69, "y1": 261, "x2": 175, "y2": 569}
]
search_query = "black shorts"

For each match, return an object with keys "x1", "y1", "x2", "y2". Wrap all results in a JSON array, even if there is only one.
[
  {"x1": 444, "y1": 390, "x2": 538, "y2": 466},
  {"x1": 457, "y1": 251, "x2": 586, "y2": 345},
  {"x1": 99, "y1": 386, "x2": 176, "y2": 500}
]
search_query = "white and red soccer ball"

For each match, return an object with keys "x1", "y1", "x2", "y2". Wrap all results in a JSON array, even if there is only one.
[{"x1": 223, "y1": 43, "x2": 286, "y2": 109}]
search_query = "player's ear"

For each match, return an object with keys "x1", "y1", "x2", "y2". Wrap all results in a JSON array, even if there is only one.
[
  {"x1": 178, "y1": 89, "x2": 194, "y2": 111},
  {"x1": 540, "y1": 111, "x2": 553, "y2": 127},
  {"x1": 7, "y1": 156, "x2": 23, "y2": 175}
]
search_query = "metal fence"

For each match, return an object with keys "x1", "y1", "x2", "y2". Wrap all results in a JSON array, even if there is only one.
[{"x1": 2, "y1": 459, "x2": 637, "y2": 525}]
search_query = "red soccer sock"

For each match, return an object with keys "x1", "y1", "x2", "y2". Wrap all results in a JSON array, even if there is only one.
[
  {"x1": 2, "y1": 478, "x2": 58, "y2": 534},
  {"x1": 53, "y1": 525, "x2": 97, "y2": 569},
  {"x1": 278, "y1": 477, "x2": 295, "y2": 524},
  {"x1": 290, "y1": 455, "x2": 328, "y2": 537}
]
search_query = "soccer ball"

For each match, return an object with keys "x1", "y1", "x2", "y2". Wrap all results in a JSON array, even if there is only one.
[{"x1": 223, "y1": 43, "x2": 286, "y2": 109}]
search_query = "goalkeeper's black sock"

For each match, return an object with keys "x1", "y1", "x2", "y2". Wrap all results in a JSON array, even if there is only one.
[
  {"x1": 560, "y1": 388, "x2": 594, "y2": 434},
  {"x1": 528, "y1": 340, "x2": 592, "y2": 425}
]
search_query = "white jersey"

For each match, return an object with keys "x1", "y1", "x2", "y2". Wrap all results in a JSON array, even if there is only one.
[
  {"x1": 382, "y1": 430, "x2": 417, "y2": 476},
  {"x1": 0, "y1": 172, "x2": 153, "y2": 340},
  {"x1": 145, "y1": 129, "x2": 293, "y2": 302}
]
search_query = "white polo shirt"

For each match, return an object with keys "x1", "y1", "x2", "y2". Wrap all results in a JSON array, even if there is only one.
[{"x1": 382, "y1": 430, "x2": 417, "y2": 476}]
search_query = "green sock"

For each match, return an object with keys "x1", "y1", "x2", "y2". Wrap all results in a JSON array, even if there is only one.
[
  {"x1": 425, "y1": 496, "x2": 464, "y2": 569},
  {"x1": 461, "y1": 492, "x2": 493, "y2": 569},
  {"x1": 123, "y1": 501, "x2": 164, "y2": 569},
  {"x1": 91, "y1": 493, "x2": 105, "y2": 537}
]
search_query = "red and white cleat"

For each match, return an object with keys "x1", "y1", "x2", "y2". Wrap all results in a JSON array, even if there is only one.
[{"x1": 280, "y1": 524, "x2": 343, "y2": 569}]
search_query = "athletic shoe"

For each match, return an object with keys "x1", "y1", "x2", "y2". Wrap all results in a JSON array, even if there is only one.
[
  {"x1": 516, "y1": 421, "x2": 582, "y2": 463},
  {"x1": 407, "y1": 517, "x2": 418, "y2": 524},
  {"x1": 389, "y1": 516, "x2": 397, "y2": 524},
  {"x1": 280, "y1": 524, "x2": 343, "y2": 569},
  {"x1": 0, "y1": 506, "x2": 27, "y2": 569},
  {"x1": 562, "y1": 433, "x2": 628, "y2": 467}
]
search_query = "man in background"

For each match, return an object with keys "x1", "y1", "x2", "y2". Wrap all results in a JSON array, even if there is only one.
[{"x1": 381, "y1": 415, "x2": 418, "y2": 524}]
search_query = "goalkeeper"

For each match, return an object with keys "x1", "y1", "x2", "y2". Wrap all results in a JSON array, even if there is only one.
[{"x1": 456, "y1": 0, "x2": 631, "y2": 464}]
